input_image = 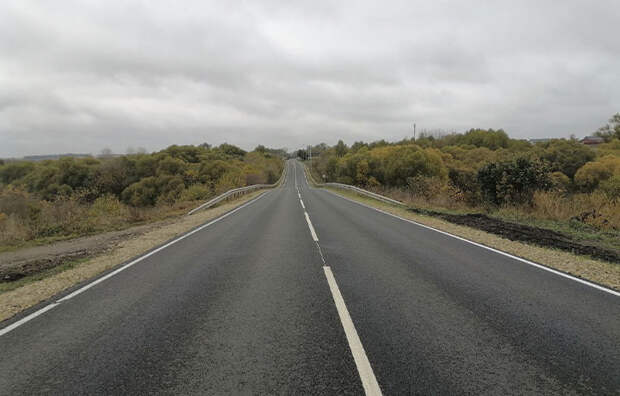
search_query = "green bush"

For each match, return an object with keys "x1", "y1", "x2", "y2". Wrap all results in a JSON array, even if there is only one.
[
  {"x1": 157, "y1": 156, "x2": 188, "y2": 175},
  {"x1": 57, "y1": 157, "x2": 96, "y2": 190},
  {"x1": 199, "y1": 160, "x2": 230, "y2": 184},
  {"x1": 478, "y1": 157, "x2": 551, "y2": 205},
  {"x1": 0, "y1": 162, "x2": 35, "y2": 184},
  {"x1": 540, "y1": 139, "x2": 595, "y2": 179},
  {"x1": 218, "y1": 143, "x2": 246, "y2": 158},
  {"x1": 121, "y1": 177, "x2": 159, "y2": 207},
  {"x1": 156, "y1": 175, "x2": 185, "y2": 205}
]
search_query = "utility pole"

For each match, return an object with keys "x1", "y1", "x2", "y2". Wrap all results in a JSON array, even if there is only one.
[{"x1": 413, "y1": 123, "x2": 416, "y2": 141}]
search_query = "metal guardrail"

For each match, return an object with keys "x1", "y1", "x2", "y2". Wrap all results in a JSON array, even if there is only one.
[
  {"x1": 303, "y1": 162, "x2": 405, "y2": 207},
  {"x1": 323, "y1": 182, "x2": 405, "y2": 206},
  {"x1": 187, "y1": 163, "x2": 287, "y2": 215}
]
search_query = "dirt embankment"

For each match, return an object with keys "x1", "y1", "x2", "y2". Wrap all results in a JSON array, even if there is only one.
[
  {"x1": 0, "y1": 223, "x2": 169, "y2": 282},
  {"x1": 407, "y1": 208, "x2": 620, "y2": 264}
]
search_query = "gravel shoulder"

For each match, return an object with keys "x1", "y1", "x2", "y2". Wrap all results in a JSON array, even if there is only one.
[{"x1": 0, "y1": 191, "x2": 266, "y2": 323}]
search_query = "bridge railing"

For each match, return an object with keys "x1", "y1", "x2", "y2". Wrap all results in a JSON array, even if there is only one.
[
  {"x1": 303, "y1": 162, "x2": 405, "y2": 207},
  {"x1": 187, "y1": 162, "x2": 287, "y2": 215}
]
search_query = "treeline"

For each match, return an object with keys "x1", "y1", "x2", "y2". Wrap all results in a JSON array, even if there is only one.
[
  {"x1": 307, "y1": 131, "x2": 619, "y2": 204},
  {"x1": 305, "y1": 116, "x2": 620, "y2": 230},
  {"x1": 0, "y1": 143, "x2": 283, "y2": 206},
  {"x1": 0, "y1": 144, "x2": 284, "y2": 246}
]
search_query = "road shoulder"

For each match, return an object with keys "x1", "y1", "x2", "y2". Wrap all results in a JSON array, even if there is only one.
[{"x1": 323, "y1": 187, "x2": 620, "y2": 292}]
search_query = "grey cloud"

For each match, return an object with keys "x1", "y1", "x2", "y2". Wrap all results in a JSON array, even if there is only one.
[{"x1": 1, "y1": 0, "x2": 619, "y2": 157}]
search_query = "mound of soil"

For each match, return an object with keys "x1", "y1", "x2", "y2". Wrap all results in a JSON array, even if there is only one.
[{"x1": 407, "y1": 208, "x2": 620, "y2": 264}]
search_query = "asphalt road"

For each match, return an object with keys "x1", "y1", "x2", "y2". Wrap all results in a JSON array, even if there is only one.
[{"x1": 1, "y1": 160, "x2": 618, "y2": 395}]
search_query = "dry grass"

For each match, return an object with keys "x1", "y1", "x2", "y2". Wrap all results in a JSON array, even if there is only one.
[
  {"x1": 529, "y1": 190, "x2": 619, "y2": 228},
  {"x1": 326, "y1": 187, "x2": 620, "y2": 291},
  {"x1": 0, "y1": 190, "x2": 266, "y2": 323},
  {"x1": 0, "y1": 189, "x2": 224, "y2": 252}
]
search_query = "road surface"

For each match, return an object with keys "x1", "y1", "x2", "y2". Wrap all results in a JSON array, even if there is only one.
[{"x1": 1, "y1": 160, "x2": 618, "y2": 394}]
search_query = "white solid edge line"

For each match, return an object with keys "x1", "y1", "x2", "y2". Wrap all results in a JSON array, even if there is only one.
[
  {"x1": 300, "y1": 199, "x2": 306, "y2": 209},
  {"x1": 323, "y1": 266, "x2": 382, "y2": 396},
  {"x1": 304, "y1": 212, "x2": 319, "y2": 242},
  {"x1": 58, "y1": 191, "x2": 269, "y2": 303},
  {"x1": 0, "y1": 191, "x2": 271, "y2": 336},
  {"x1": 0, "y1": 303, "x2": 59, "y2": 337},
  {"x1": 324, "y1": 190, "x2": 620, "y2": 297}
]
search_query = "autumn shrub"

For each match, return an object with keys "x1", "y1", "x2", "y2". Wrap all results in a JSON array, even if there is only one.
[
  {"x1": 406, "y1": 175, "x2": 444, "y2": 200},
  {"x1": 121, "y1": 177, "x2": 159, "y2": 207},
  {"x1": 0, "y1": 145, "x2": 284, "y2": 246},
  {"x1": 574, "y1": 155, "x2": 620, "y2": 192},
  {"x1": 85, "y1": 195, "x2": 130, "y2": 231},
  {"x1": 448, "y1": 168, "x2": 480, "y2": 204},
  {"x1": 157, "y1": 156, "x2": 188, "y2": 175},
  {"x1": 37, "y1": 197, "x2": 86, "y2": 236},
  {"x1": 215, "y1": 170, "x2": 245, "y2": 194},
  {"x1": 539, "y1": 139, "x2": 595, "y2": 179},
  {"x1": 179, "y1": 184, "x2": 212, "y2": 202},
  {"x1": 307, "y1": 126, "x2": 619, "y2": 236},
  {"x1": 549, "y1": 171, "x2": 571, "y2": 192},
  {"x1": 156, "y1": 175, "x2": 186, "y2": 205},
  {"x1": 599, "y1": 174, "x2": 620, "y2": 200}
]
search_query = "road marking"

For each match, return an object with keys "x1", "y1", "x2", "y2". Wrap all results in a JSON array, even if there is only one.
[
  {"x1": 304, "y1": 212, "x2": 319, "y2": 241},
  {"x1": 299, "y1": 189, "x2": 381, "y2": 394},
  {"x1": 0, "y1": 191, "x2": 271, "y2": 336},
  {"x1": 324, "y1": 190, "x2": 620, "y2": 297},
  {"x1": 59, "y1": 192, "x2": 268, "y2": 303},
  {"x1": 300, "y1": 199, "x2": 306, "y2": 209},
  {"x1": 294, "y1": 161, "x2": 298, "y2": 188},
  {"x1": 0, "y1": 303, "x2": 59, "y2": 337},
  {"x1": 323, "y1": 266, "x2": 382, "y2": 396}
]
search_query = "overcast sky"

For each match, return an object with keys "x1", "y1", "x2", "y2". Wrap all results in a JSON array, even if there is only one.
[{"x1": 1, "y1": 1, "x2": 619, "y2": 157}]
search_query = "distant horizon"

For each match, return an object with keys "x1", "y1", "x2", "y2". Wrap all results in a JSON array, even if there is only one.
[{"x1": 2, "y1": 129, "x2": 602, "y2": 160}]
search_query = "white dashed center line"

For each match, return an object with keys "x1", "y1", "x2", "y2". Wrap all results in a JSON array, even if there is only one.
[
  {"x1": 296, "y1": 161, "x2": 382, "y2": 395},
  {"x1": 304, "y1": 212, "x2": 319, "y2": 242}
]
